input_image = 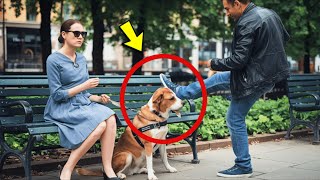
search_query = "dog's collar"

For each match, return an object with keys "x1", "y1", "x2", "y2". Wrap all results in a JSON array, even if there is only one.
[
  {"x1": 137, "y1": 110, "x2": 164, "y2": 122},
  {"x1": 152, "y1": 110, "x2": 163, "y2": 118}
]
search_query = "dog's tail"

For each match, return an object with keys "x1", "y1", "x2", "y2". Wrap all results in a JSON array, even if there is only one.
[{"x1": 75, "y1": 168, "x2": 103, "y2": 177}]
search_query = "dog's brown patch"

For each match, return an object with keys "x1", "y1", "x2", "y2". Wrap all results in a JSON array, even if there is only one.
[{"x1": 152, "y1": 87, "x2": 179, "y2": 113}]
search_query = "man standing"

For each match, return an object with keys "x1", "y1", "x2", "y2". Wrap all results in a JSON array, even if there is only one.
[{"x1": 160, "y1": 0, "x2": 289, "y2": 177}]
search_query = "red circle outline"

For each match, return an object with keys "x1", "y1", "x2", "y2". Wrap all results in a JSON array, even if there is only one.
[{"x1": 120, "y1": 54, "x2": 207, "y2": 144}]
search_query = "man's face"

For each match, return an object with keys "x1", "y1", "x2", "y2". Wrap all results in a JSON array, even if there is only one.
[{"x1": 222, "y1": 0, "x2": 243, "y2": 21}]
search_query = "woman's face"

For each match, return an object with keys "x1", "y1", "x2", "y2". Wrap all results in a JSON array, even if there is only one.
[{"x1": 62, "y1": 23, "x2": 86, "y2": 48}]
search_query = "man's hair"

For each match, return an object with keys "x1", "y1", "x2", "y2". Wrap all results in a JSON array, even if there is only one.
[{"x1": 224, "y1": 0, "x2": 251, "y2": 4}]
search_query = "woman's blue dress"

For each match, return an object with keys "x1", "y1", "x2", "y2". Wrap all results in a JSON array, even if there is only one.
[{"x1": 44, "y1": 52, "x2": 115, "y2": 149}]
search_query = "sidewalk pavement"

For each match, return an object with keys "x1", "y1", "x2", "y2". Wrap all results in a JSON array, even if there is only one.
[{"x1": 17, "y1": 135, "x2": 320, "y2": 180}]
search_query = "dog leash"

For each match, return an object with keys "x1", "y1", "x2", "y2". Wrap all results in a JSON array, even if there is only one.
[{"x1": 109, "y1": 99, "x2": 138, "y2": 112}]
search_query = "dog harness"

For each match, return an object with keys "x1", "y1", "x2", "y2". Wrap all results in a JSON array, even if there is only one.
[
  {"x1": 132, "y1": 110, "x2": 167, "y2": 148},
  {"x1": 109, "y1": 99, "x2": 168, "y2": 148}
]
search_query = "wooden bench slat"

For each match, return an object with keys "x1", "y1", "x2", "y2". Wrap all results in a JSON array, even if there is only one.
[
  {"x1": 1, "y1": 102, "x2": 148, "y2": 116},
  {"x1": 287, "y1": 81, "x2": 320, "y2": 87},
  {"x1": 0, "y1": 114, "x2": 44, "y2": 125},
  {"x1": 2, "y1": 112, "x2": 200, "y2": 134},
  {"x1": 28, "y1": 126, "x2": 59, "y2": 135},
  {"x1": 0, "y1": 86, "x2": 160, "y2": 96},
  {"x1": 291, "y1": 104, "x2": 320, "y2": 111},
  {"x1": 0, "y1": 75, "x2": 163, "y2": 79},
  {"x1": 288, "y1": 86, "x2": 320, "y2": 93},
  {"x1": 0, "y1": 77, "x2": 162, "y2": 87},
  {"x1": 290, "y1": 97, "x2": 319, "y2": 104},
  {"x1": 288, "y1": 75, "x2": 320, "y2": 81},
  {"x1": 0, "y1": 89, "x2": 50, "y2": 96},
  {"x1": 89, "y1": 86, "x2": 160, "y2": 94},
  {"x1": 1, "y1": 94, "x2": 153, "y2": 106},
  {"x1": 112, "y1": 112, "x2": 200, "y2": 126}
]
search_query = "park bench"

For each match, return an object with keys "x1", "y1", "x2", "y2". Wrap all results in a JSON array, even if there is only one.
[
  {"x1": 0, "y1": 75, "x2": 201, "y2": 180},
  {"x1": 285, "y1": 74, "x2": 320, "y2": 144}
]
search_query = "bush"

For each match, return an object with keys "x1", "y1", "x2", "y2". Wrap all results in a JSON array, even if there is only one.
[
  {"x1": 5, "y1": 96, "x2": 318, "y2": 150},
  {"x1": 169, "y1": 96, "x2": 292, "y2": 140}
]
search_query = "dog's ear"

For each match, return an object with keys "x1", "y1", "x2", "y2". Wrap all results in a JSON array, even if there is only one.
[
  {"x1": 152, "y1": 88, "x2": 165, "y2": 104},
  {"x1": 153, "y1": 93, "x2": 163, "y2": 104}
]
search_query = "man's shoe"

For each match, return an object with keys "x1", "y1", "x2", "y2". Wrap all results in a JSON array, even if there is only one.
[
  {"x1": 217, "y1": 165, "x2": 253, "y2": 178},
  {"x1": 159, "y1": 73, "x2": 179, "y2": 93}
]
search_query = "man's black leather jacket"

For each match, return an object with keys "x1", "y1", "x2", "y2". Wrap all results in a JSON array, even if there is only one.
[{"x1": 210, "y1": 3, "x2": 290, "y2": 99}]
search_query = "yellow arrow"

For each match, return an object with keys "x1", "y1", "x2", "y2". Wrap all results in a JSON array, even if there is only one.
[{"x1": 120, "y1": 21, "x2": 144, "y2": 51}]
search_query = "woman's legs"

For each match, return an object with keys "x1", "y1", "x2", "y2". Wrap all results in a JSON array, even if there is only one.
[
  {"x1": 60, "y1": 115, "x2": 117, "y2": 179},
  {"x1": 100, "y1": 115, "x2": 117, "y2": 177}
]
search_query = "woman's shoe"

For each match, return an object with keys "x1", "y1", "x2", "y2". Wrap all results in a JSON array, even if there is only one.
[
  {"x1": 58, "y1": 165, "x2": 73, "y2": 180},
  {"x1": 58, "y1": 165, "x2": 63, "y2": 180},
  {"x1": 102, "y1": 168, "x2": 120, "y2": 180}
]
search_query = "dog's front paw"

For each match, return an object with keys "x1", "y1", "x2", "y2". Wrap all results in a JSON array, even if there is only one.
[
  {"x1": 168, "y1": 166, "x2": 177, "y2": 173},
  {"x1": 148, "y1": 174, "x2": 158, "y2": 180},
  {"x1": 117, "y1": 172, "x2": 127, "y2": 179}
]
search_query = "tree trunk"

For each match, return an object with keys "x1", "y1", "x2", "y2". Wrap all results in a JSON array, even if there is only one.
[
  {"x1": 131, "y1": 4, "x2": 145, "y2": 75},
  {"x1": 60, "y1": 0, "x2": 64, "y2": 23},
  {"x1": 90, "y1": 0, "x2": 104, "y2": 75},
  {"x1": 303, "y1": 0, "x2": 311, "y2": 74},
  {"x1": 39, "y1": 0, "x2": 53, "y2": 74},
  {"x1": 132, "y1": 50, "x2": 144, "y2": 75},
  {"x1": 304, "y1": 54, "x2": 310, "y2": 73}
]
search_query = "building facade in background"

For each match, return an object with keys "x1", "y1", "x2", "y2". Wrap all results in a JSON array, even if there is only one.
[{"x1": 0, "y1": 0, "x2": 228, "y2": 76}]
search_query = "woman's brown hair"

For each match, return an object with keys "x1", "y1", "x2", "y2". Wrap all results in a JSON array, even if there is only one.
[{"x1": 58, "y1": 19, "x2": 82, "y2": 43}]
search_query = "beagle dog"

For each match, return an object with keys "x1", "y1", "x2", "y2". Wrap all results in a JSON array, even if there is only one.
[{"x1": 77, "y1": 87, "x2": 185, "y2": 180}]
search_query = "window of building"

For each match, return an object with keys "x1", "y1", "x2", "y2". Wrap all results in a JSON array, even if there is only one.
[
  {"x1": 199, "y1": 41, "x2": 216, "y2": 61},
  {"x1": 26, "y1": 8, "x2": 37, "y2": 21},
  {"x1": 6, "y1": 27, "x2": 42, "y2": 72},
  {"x1": 198, "y1": 41, "x2": 216, "y2": 76},
  {"x1": 173, "y1": 42, "x2": 192, "y2": 69}
]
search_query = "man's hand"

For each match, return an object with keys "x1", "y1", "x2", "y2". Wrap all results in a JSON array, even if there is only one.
[{"x1": 207, "y1": 59, "x2": 212, "y2": 69}]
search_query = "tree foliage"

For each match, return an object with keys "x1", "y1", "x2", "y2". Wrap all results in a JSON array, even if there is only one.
[
  {"x1": 96, "y1": 0, "x2": 229, "y2": 52},
  {"x1": 68, "y1": 0, "x2": 228, "y2": 74},
  {"x1": 255, "y1": 0, "x2": 320, "y2": 60},
  {"x1": 12, "y1": 0, "x2": 320, "y2": 73}
]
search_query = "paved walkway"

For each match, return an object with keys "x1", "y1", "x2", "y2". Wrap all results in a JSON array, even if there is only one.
[{"x1": 17, "y1": 135, "x2": 320, "y2": 180}]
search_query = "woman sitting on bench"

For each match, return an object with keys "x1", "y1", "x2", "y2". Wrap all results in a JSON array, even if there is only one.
[{"x1": 44, "y1": 19, "x2": 120, "y2": 180}]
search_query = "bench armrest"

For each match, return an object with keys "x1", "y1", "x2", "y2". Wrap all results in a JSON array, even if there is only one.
[
  {"x1": 186, "y1": 99, "x2": 196, "y2": 112},
  {"x1": 290, "y1": 92, "x2": 320, "y2": 105},
  {"x1": 4, "y1": 100, "x2": 33, "y2": 123}
]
